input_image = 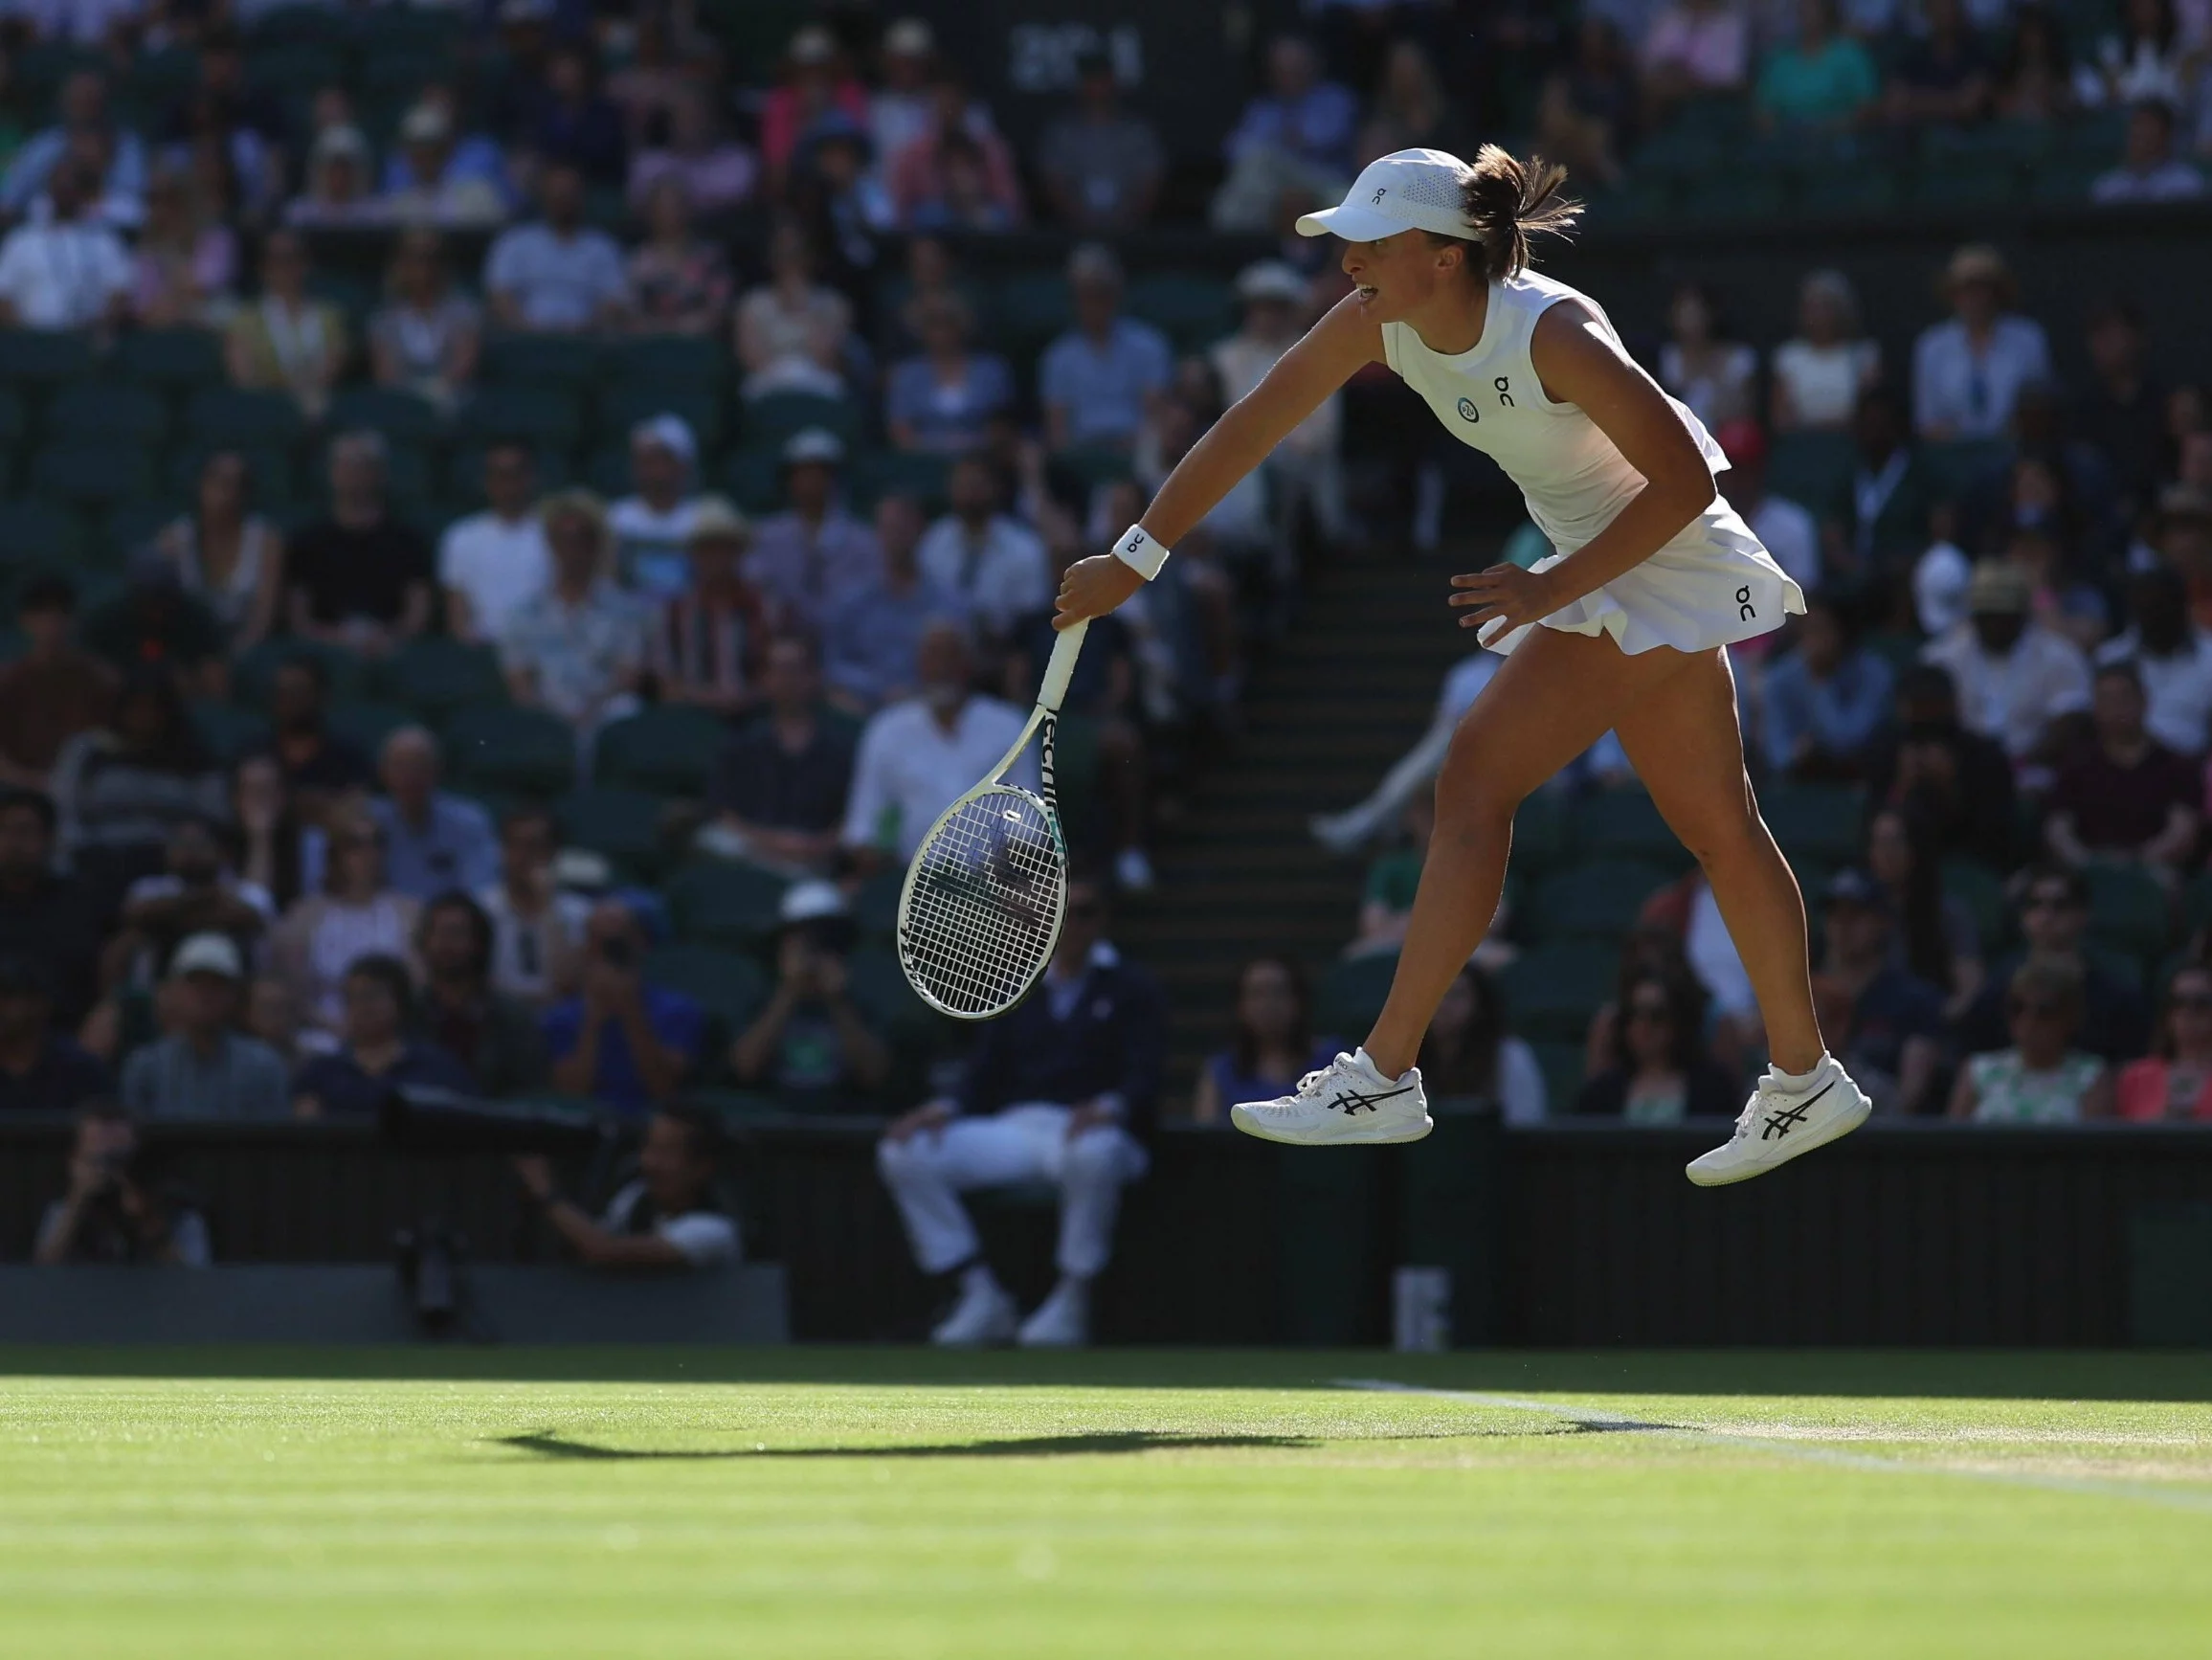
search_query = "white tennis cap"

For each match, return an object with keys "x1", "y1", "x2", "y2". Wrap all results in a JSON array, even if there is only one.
[{"x1": 1295, "y1": 147, "x2": 1476, "y2": 242}]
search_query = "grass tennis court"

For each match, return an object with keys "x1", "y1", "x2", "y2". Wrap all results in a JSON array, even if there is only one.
[{"x1": 5, "y1": 1347, "x2": 2211, "y2": 1658}]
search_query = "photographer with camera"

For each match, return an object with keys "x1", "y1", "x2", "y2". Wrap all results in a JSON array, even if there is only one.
[
  {"x1": 511, "y1": 1101, "x2": 738, "y2": 1269},
  {"x1": 544, "y1": 898, "x2": 704, "y2": 1117},
  {"x1": 729, "y1": 880, "x2": 889, "y2": 1109},
  {"x1": 34, "y1": 1100, "x2": 212, "y2": 1266}
]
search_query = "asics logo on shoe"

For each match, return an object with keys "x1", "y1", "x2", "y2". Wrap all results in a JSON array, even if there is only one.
[
  {"x1": 1327, "y1": 1085, "x2": 1414, "y2": 1116},
  {"x1": 1759, "y1": 1079, "x2": 1832, "y2": 1140}
]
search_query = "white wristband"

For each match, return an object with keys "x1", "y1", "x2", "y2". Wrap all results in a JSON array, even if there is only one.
[{"x1": 1111, "y1": 524, "x2": 1170, "y2": 580}]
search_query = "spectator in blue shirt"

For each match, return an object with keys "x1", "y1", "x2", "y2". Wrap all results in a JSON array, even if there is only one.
[
  {"x1": 1760, "y1": 594, "x2": 1894, "y2": 780},
  {"x1": 525, "y1": 46, "x2": 628, "y2": 186},
  {"x1": 484, "y1": 164, "x2": 629, "y2": 333},
  {"x1": 1224, "y1": 36, "x2": 1360, "y2": 177},
  {"x1": 885, "y1": 292, "x2": 1015, "y2": 454},
  {"x1": 544, "y1": 898, "x2": 706, "y2": 1118},
  {"x1": 1912, "y1": 245, "x2": 2054, "y2": 442},
  {"x1": 368, "y1": 728, "x2": 500, "y2": 903},
  {"x1": 821, "y1": 494, "x2": 972, "y2": 713},
  {"x1": 292, "y1": 954, "x2": 475, "y2": 1119},
  {"x1": 1039, "y1": 244, "x2": 1173, "y2": 454},
  {"x1": 2, "y1": 70, "x2": 146, "y2": 221}
]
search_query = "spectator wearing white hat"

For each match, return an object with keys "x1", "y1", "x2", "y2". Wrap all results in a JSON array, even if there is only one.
[
  {"x1": 1210, "y1": 258, "x2": 1344, "y2": 539},
  {"x1": 730, "y1": 880, "x2": 890, "y2": 1108},
  {"x1": 285, "y1": 124, "x2": 381, "y2": 228},
  {"x1": 742, "y1": 429, "x2": 884, "y2": 632},
  {"x1": 872, "y1": 19, "x2": 942, "y2": 165},
  {"x1": 379, "y1": 101, "x2": 508, "y2": 227},
  {"x1": 120, "y1": 931, "x2": 291, "y2": 1120},
  {"x1": 1920, "y1": 559, "x2": 2092, "y2": 765},
  {"x1": 501, "y1": 491, "x2": 651, "y2": 738},
  {"x1": 647, "y1": 501, "x2": 772, "y2": 718},
  {"x1": 608, "y1": 414, "x2": 706, "y2": 597}
]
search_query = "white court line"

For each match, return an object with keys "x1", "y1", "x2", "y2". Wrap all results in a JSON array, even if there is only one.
[{"x1": 1334, "y1": 1378, "x2": 2212, "y2": 1517}]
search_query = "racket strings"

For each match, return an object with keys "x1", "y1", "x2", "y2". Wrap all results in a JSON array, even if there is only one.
[{"x1": 899, "y1": 789, "x2": 1065, "y2": 1017}]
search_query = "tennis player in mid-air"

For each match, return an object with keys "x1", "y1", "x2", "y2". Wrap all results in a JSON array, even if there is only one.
[{"x1": 1053, "y1": 146, "x2": 1871, "y2": 1186}]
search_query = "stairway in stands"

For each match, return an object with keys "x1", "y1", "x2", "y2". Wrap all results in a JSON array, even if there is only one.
[{"x1": 1115, "y1": 549, "x2": 1479, "y2": 1100}]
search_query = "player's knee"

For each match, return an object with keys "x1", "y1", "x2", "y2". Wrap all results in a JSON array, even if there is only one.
[
  {"x1": 1435, "y1": 735, "x2": 1531, "y2": 823},
  {"x1": 1061, "y1": 1128, "x2": 1124, "y2": 1184},
  {"x1": 1677, "y1": 802, "x2": 1765, "y2": 871},
  {"x1": 875, "y1": 1135, "x2": 921, "y2": 1183}
]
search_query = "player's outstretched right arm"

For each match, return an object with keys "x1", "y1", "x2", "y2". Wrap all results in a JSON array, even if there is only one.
[{"x1": 1055, "y1": 294, "x2": 1382, "y2": 628}]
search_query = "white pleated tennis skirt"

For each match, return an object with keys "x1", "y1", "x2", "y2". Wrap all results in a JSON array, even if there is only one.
[{"x1": 1481, "y1": 500, "x2": 1805, "y2": 659}]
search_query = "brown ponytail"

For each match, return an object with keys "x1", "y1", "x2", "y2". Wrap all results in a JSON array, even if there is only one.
[{"x1": 1456, "y1": 145, "x2": 1579, "y2": 282}]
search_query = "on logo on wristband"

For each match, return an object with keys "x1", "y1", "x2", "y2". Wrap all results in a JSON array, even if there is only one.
[{"x1": 1112, "y1": 524, "x2": 1169, "y2": 580}]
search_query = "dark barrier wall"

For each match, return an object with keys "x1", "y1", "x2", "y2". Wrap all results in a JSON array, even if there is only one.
[{"x1": 5, "y1": 1117, "x2": 2211, "y2": 1345}]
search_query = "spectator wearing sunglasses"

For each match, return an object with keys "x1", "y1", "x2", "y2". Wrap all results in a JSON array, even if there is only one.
[
  {"x1": 1573, "y1": 969, "x2": 1738, "y2": 1123},
  {"x1": 2114, "y1": 966, "x2": 2212, "y2": 1120},
  {"x1": 1948, "y1": 957, "x2": 2111, "y2": 1123},
  {"x1": 1957, "y1": 864, "x2": 2149, "y2": 1064}
]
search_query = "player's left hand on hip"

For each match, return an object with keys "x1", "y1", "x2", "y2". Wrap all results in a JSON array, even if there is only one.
[
  {"x1": 1449, "y1": 563, "x2": 1558, "y2": 634},
  {"x1": 1054, "y1": 553, "x2": 1145, "y2": 629}
]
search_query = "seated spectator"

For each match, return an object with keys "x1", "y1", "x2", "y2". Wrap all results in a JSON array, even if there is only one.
[
  {"x1": 1419, "y1": 963, "x2": 1549, "y2": 1123},
  {"x1": 2045, "y1": 661, "x2": 2201, "y2": 873},
  {"x1": 293, "y1": 953, "x2": 473, "y2": 1119},
  {"x1": 0, "y1": 789, "x2": 103, "y2": 1029},
  {"x1": 0, "y1": 160, "x2": 130, "y2": 331},
  {"x1": 0, "y1": 576, "x2": 119, "y2": 793},
  {"x1": 33, "y1": 1102, "x2": 211, "y2": 1267},
  {"x1": 416, "y1": 893, "x2": 547, "y2": 1099},
  {"x1": 284, "y1": 431, "x2": 435, "y2": 658},
  {"x1": 285, "y1": 124, "x2": 379, "y2": 227},
  {"x1": 379, "y1": 102, "x2": 507, "y2": 227},
  {"x1": 730, "y1": 881, "x2": 889, "y2": 1107},
  {"x1": 878, "y1": 869, "x2": 1161, "y2": 1346},
  {"x1": 246, "y1": 977, "x2": 318, "y2": 1070},
  {"x1": 1659, "y1": 282, "x2": 1756, "y2": 431},
  {"x1": 224, "y1": 229, "x2": 346, "y2": 421},
  {"x1": 735, "y1": 219, "x2": 852, "y2": 400},
  {"x1": 1807, "y1": 868, "x2": 1947, "y2": 1114},
  {"x1": 131, "y1": 163, "x2": 235, "y2": 327},
  {"x1": 821, "y1": 494, "x2": 971, "y2": 712},
  {"x1": 1866, "y1": 805, "x2": 1985, "y2": 1021},
  {"x1": 3, "y1": 69, "x2": 146, "y2": 218},
  {"x1": 2075, "y1": 299, "x2": 2166, "y2": 517},
  {"x1": 885, "y1": 294, "x2": 1015, "y2": 454},
  {"x1": 1950, "y1": 957, "x2": 2111, "y2": 1121},
  {"x1": 742, "y1": 430, "x2": 884, "y2": 633},
  {"x1": 1921, "y1": 561, "x2": 2092, "y2": 765},
  {"x1": 1537, "y1": 17, "x2": 1638, "y2": 189},
  {"x1": 1755, "y1": 0, "x2": 1880, "y2": 131},
  {"x1": 2076, "y1": 0, "x2": 2190, "y2": 108},
  {"x1": 1640, "y1": 0, "x2": 1753, "y2": 120},
  {"x1": 2097, "y1": 565, "x2": 2212, "y2": 756},
  {"x1": 0, "y1": 956, "x2": 108, "y2": 1113},
  {"x1": 369, "y1": 228, "x2": 481, "y2": 415},
  {"x1": 51, "y1": 666, "x2": 230, "y2": 904},
  {"x1": 917, "y1": 457, "x2": 1051, "y2": 647},
  {"x1": 1715, "y1": 421, "x2": 1821, "y2": 594},
  {"x1": 1211, "y1": 260, "x2": 1344, "y2": 541},
  {"x1": 904, "y1": 128, "x2": 1017, "y2": 232},
  {"x1": 118, "y1": 931, "x2": 288, "y2": 1120},
  {"x1": 106, "y1": 816, "x2": 272, "y2": 988},
  {"x1": 1961, "y1": 864, "x2": 2150, "y2": 1062},
  {"x1": 1574, "y1": 969, "x2": 1740, "y2": 1121},
  {"x1": 526, "y1": 45, "x2": 627, "y2": 186},
  {"x1": 1997, "y1": 2, "x2": 2076, "y2": 123},
  {"x1": 501, "y1": 492, "x2": 651, "y2": 736},
  {"x1": 648, "y1": 503, "x2": 771, "y2": 718},
  {"x1": 1035, "y1": 47, "x2": 1164, "y2": 231},
  {"x1": 608, "y1": 415, "x2": 705, "y2": 596},
  {"x1": 1041, "y1": 244, "x2": 1173, "y2": 454},
  {"x1": 843, "y1": 619, "x2": 1031, "y2": 868},
  {"x1": 1839, "y1": 386, "x2": 1935, "y2": 578},
  {"x1": 702, "y1": 635, "x2": 854, "y2": 875},
  {"x1": 871, "y1": 18, "x2": 941, "y2": 168},
  {"x1": 1357, "y1": 38, "x2": 1467, "y2": 168},
  {"x1": 1772, "y1": 269, "x2": 1881, "y2": 433},
  {"x1": 791, "y1": 115, "x2": 896, "y2": 280},
  {"x1": 889, "y1": 234, "x2": 972, "y2": 357},
  {"x1": 232, "y1": 755, "x2": 324, "y2": 914},
  {"x1": 545, "y1": 898, "x2": 706, "y2": 1118},
  {"x1": 376, "y1": 82, "x2": 510, "y2": 201},
  {"x1": 2093, "y1": 98, "x2": 2205, "y2": 203},
  {"x1": 1886, "y1": 0, "x2": 1995, "y2": 126},
  {"x1": 760, "y1": 25, "x2": 871, "y2": 192},
  {"x1": 440, "y1": 441, "x2": 551, "y2": 644},
  {"x1": 369, "y1": 729, "x2": 498, "y2": 904},
  {"x1": 150, "y1": 452, "x2": 283, "y2": 661},
  {"x1": 1192, "y1": 955, "x2": 1339, "y2": 1124},
  {"x1": 1913, "y1": 246, "x2": 2055, "y2": 442},
  {"x1": 1761, "y1": 594, "x2": 1893, "y2": 778},
  {"x1": 78, "y1": 568, "x2": 224, "y2": 702},
  {"x1": 1349, "y1": 797, "x2": 1436, "y2": 960},
  {"x1": 1225, "y1": 35, "x2": 1360, "y2": 180},
  {"x1": 256, "y1": 653, "x2": 372, "y2": 806},
  {"x1": 484, "y1": 164, "x2": 628, "y2": 334},
  {"x1": 477, "y1": 807, "x2": 589, "y2": 1007},
  {"x1": 512, "y1": 1102, "x2": 739, "y2": 1269},
  {"x1": 888, "y1": 69, "x2": 1024, "y2": 229},
  {"x1": 2116, "y1": 965, "x2": 2212, "y2": 1120},
  {"x1": 628, "y1": 92, "x2": 757, "y2": 216},
  {"x1": 626, "y1": 176, "x2": 731, "y2": 336},
  {"x1": 270, "y1": 806, "x2": 420, "y2": 1034}
]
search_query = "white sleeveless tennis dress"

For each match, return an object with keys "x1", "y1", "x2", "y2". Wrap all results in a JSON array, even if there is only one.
[{"x1": 1383, "y1": 269, "x2": 1804, "y2": 656}]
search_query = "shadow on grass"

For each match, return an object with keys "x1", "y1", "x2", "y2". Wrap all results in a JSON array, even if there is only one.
[{"x1": 497, "y1": 1428, "x2": 1323, "y2": 1461}]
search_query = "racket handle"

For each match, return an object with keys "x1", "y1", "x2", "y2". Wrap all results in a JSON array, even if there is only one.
[{"x1": 1038, "y1": 618, "x2": 1090, "y2": 712}]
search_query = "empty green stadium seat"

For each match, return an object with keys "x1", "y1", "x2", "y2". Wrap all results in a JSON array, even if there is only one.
[
  {"x1": 0, "y1": 330, "x2": 95, "y2": 393},
  {"x1": 328, "y1": 386, "x2": 445, "y2": 446},
  {"x1": 2086, "y1": 863, "x2": 2171, "y2": 960},
  {"x1": 0, "y1": 500, "x2": 81, "y2": 564},
  {"x1": 555, "y1": 786, "x2": 670, "y2": 880},
  {"x1": 1530, "y1": 1040, "x2": 1587, "y2": 1115},
  {"x1": 0, "y1": 386, "x2": 23, "y2": 448},
  {"x1": 741, "y1": 391, "x2": 860, "y2": 449},
  {"x1": 1793, "y1": 165, "x2": 1901, "y2": 218},
  {"x1": 482, "y1": 334, "x2": 600, "y2": 391},
  {"x1": 444, "y1": 444, "x2": 572, "y2": 505},
  {"x1": 445, "y1": 705, "x2": 577, "y2": 797},
  {"x1": 168, "y1": 445, "x2": 296, "y2": 507},
  {"x1": 593, "y1": 704, "x2": 727, "y2": 796},
  {"x1": 458, "y1": 386, "x2": 584, "y2": 453},
  {"x1": 246, "y1": 42, "x2": 345, "y2": 94},
  {"x1": 853, "y1": 866, "x2": 903, "y2": 942},
  {"x1": 234, "y1": 639, "x2": 369, "y2": 706},
  {"x1": 45, "y1": 384, "x2": 167, "y2": 450},
  {"x1": 1921, "y1": 438, "x2": 2011, "y2": 499},
  {"x1": 642, "y1": 941, "x2": 769, "y2": 1032},
  {"x1": 115, "y1": 326, "x2": 226, "y2": 394},
  {"x1": 1765, "y1": 430, "x2": 1856, "y2": 512},
  {"x1": 1760, "y1": 782, "x2": 1866, "y2": 868},
  {"x1": 31, "y1": 443, "x2": 156, "y2": 511},
  {"x1": 856, "y1": 449, "x2": 952, "y2": 511},
  {"x1": 1499, "y1": 941, "x2": 1620, "y2": 1044},
  {"x1": 101, "y1": 500, "x2": 185, "y2": 564},
  {"x1": 990, "y1": 271, "x2": 1074, "y2": 355},
  {"x1": 1942, "y1": 857, "x2": 2010, "y2": 949},
  {"x1": 666, "y1": 861, "x2": 789, "y2": 950},
  {"x1": 603, "y1": 334, "x2": 727, "y2": 389},
  {"x1": 1127, "y1": 273, "x2": 1236, "y2": 350},
  {"x1": 1572, "y1": 789, "x2": 1687, "y2": 867},
  {"x1": 325, "y1": 698, "x2": 414, "y2": 759},
  {"x1": 1911, "y1": 160, "x2": 2022, "y2": 209},
  {"x1": 846, "y1": 943, "x2": 941, "y2": 1043},
  {"x1": 1051, "y1": 445, "x2": 1135, "y2": 491},
  {"x1": 721, "y1": 446, "x2": 783, "y2": 514},
  {"x1": 185, "y1": 386, "x2": 305, "y2": 451},
  {"x1": 581, "y1": 443, "x2": 633, "y2": 497},
  {"x1": 598, "y1": 383, "x2": 725, "y2": 452},
  {"x1": 1319, "y1": 951, "x2": 1399, "y2": 1036},
  {"x1": 1528, "y1": 860, "x2": 1672, "y2": 942},
  {"x1": 189, "y1": 699, "x2": 268, "y2": 762},
  {"x1": 375, "y1": 637, "x2": 511, "y2": 725}
]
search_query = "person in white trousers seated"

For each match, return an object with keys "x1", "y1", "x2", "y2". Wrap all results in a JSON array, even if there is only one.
[{"x1": 876, "y1": 870, "x2": 1165, "y2": 1348}]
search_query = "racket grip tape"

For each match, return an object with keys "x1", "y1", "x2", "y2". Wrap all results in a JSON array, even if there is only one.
[{"x1": 1038, "y1": 618, "x2": 1089, "y2": 712}]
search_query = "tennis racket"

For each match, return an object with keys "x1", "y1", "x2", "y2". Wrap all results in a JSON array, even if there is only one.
[{"x1": 896, "y1": 619, "x2": 1089, "y2": 1020}]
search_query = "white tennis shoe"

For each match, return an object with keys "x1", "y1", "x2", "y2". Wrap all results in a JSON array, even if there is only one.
[
  {"x1": 1230, "y1": 1048, "x2": 1433, "y2": 1147},
  {"x1": 931, "y1": 1273, "x2": 1018, "y2": 1346},
  {"x1": 1017, "y1": 1278, "x2": 1089, "y2": 1348},
  {"x1": 1686, "y1": 1053, "x2": 1871, "y2": 1186}
]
